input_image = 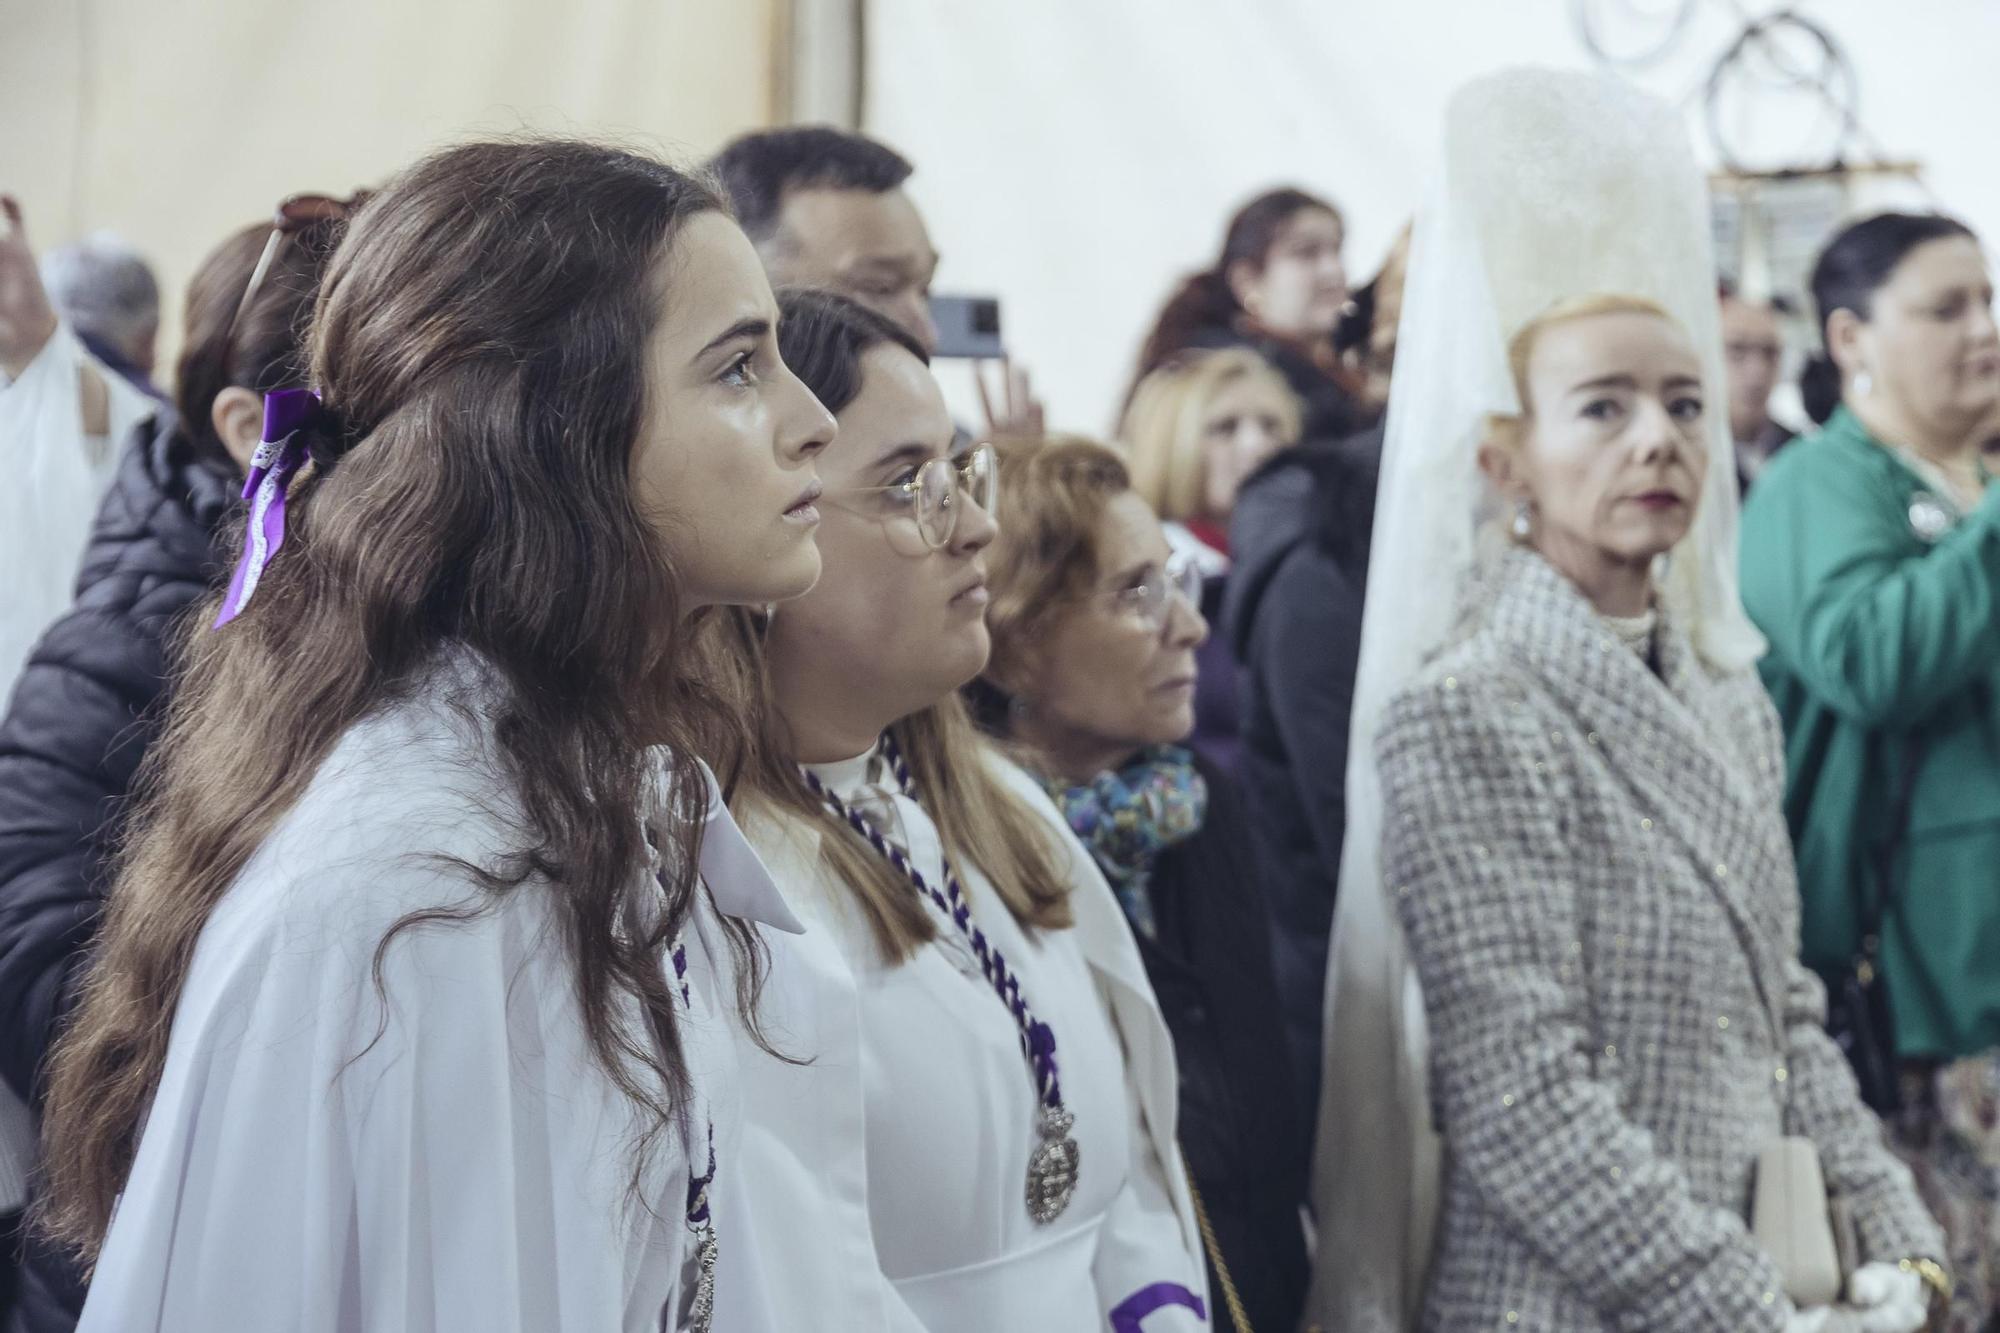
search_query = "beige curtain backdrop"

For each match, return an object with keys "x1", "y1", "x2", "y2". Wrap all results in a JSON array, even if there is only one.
[{"x1": 0, "y1": 0, "x2": 788, "y2": 371}]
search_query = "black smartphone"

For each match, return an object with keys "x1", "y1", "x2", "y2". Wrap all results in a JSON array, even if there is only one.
[{"x1": 930, "y1": 294, "x2": 1005, "y2": 360}]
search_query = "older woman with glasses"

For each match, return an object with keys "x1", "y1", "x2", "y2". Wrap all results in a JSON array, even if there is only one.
[
  {"x1": 971, "y1": 435, "x2": 1308, "y2": 1333},
  {"x1": 720, "y1": 292, "x2": 1208, "y2": 1332}
]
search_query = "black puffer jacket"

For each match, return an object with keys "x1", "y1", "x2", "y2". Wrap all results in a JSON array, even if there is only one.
[
  {"x1": 0, "y1": 412, "x2": 236, "y2": 1331},
  {"x1": 1220, "y1": 427, "x2": 1379, "y2": 1129}
]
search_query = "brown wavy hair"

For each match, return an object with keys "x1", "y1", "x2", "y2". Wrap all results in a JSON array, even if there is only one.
[
  {"x1": 173, "y1": 214, "x2": 344, "y2": 469},
  {"x1": 40, "y1": 138, "x2": 755, "y2": 1257},
  {"x1": 978, "y1": 435, "x2": 1135, "y2": 704}
]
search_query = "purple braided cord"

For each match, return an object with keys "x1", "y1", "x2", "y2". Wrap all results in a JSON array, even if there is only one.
[
  {"x1": 670, "y1": 934, "x2": 718, "y2": 1227},
  {"x1": 800, "y1": 736, "x2": 1063, "y2": 1109}
]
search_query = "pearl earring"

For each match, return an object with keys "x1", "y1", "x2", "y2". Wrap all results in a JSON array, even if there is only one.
[
  {"x1": 1511, "y1": 499, "x2": 1534, "y2": 541},
  {"x1": 1854, "y1": 370, "x2": 1874, "y2": 398}
]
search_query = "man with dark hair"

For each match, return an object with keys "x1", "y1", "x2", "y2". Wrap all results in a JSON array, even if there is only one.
[
  {"x1": 709, "y1": 125, "x2": 939, "y2": 355},
  {"x1": 1718, "y1": 281, "x2": 1796, "y2": 489},
  {"x1": 709, "y1": 125, "x2": 1044, "y2": 435}
]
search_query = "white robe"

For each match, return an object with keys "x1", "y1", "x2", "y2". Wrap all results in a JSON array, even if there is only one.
[
  {"x1": 730, "y1": 747, "x2": 1209, "y2": 1332},
  {"x1": 0, "y1": 321, "x2": 152, "y2": 703},
  {"x1": 78, "y1": 670, "x2": 801, "y2": 1332}
]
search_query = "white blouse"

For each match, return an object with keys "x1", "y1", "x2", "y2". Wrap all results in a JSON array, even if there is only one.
[
  {"x1": 732, "y1": 746, "x2": 1209, "y2": 1332},
  {"x1": 78, "y1": 670, "x2": 800, "y2": 1333}
]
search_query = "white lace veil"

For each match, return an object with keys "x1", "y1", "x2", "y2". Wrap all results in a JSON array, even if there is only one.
[{"x1": 1304, "y1": 68, "x2": 1765, "y2": 1331}]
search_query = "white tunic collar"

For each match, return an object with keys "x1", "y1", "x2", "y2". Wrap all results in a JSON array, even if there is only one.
[
  {"x1": 693, "y1": 757, "x2": 805, "y2": 935},
  {"x1": 802, "y1": 744, "x2": 893, "y2": 800}
]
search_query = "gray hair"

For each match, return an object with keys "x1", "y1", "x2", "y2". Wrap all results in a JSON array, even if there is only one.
[{"x1": 40, "y1": 233, "x2": 160, "y2": 360}]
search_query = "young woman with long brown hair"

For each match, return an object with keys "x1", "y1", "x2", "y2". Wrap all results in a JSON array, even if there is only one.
[
  {"x1": 720, "y1": 290, "x2": 1209, "y2": 1331},
  {"x1": 40, "y1": 138, "x2": 834, "y2": 1333}
]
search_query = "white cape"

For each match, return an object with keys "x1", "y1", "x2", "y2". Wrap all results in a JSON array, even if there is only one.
[{"x1": 78, "y1": 677, "x2": 801, "y2": 1332}]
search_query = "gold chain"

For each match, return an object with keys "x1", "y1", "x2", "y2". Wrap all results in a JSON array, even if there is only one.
[{"x1": 1182, "y1": 1151, "x2": 1253, "y2": 1333}]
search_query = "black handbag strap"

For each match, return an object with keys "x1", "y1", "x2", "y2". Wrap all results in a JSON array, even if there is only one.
[{"x1": 1860, "y1": 735, "x2": 1927, "y2": 955}]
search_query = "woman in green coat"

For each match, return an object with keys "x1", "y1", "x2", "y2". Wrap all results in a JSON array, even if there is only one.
[{"x1": 1740, "y1": 211, "x2": 2000, "y2": 1329}]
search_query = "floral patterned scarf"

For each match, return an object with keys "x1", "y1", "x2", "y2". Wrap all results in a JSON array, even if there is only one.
[{"x1": 1043, "y1": 746, "x2": 1208, "y2": 939}]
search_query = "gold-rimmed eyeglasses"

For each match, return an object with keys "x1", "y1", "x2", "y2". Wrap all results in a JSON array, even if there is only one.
[
  {"x1": 1096, "y1": 549, "x2": 1204, "y2": 631},
  {"x1": 828, "y1": 442, "x2": 997, "y2": 550}
]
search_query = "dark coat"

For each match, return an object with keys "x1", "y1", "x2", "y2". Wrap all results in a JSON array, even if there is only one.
[
  {"x1": 1144, "y1": 753, "x2": 1308, "y2": 1333},
  {"x1": 0, "y1": 413, "x2": 235, "y2": 1332},
  {"x1": 1221, "y1": 428, "x2": 1379, "y2": 1123},
  {"x1": 1188, "y1": 572, "x2": 1239, "y2": 776}
]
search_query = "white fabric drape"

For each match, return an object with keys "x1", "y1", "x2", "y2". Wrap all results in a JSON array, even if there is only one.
[{"x1": 0, "y1": 323, "x2": 151, "y2": 702}]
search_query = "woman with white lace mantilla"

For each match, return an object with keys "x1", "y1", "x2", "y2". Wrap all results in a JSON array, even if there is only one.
[
  {"x1": 1306, "y1": 71, "x2": 1943, "y2": 1333},
  {"x1": 718, "y1": 290, "x2": 1208, "y2": 1331}
]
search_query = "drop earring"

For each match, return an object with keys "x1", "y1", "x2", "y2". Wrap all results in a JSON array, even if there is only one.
[
  {"x1": 1853, "y1": 370, "x2": 1874, "y2": 397},
  {"x1": 1511, "y1": 498, "x2": 1533, "y2": 541}
]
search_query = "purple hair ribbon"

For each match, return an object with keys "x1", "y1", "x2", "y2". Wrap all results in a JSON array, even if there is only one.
[{"x1": 213, "y1": 388, "x2": 324, "y2": 628}]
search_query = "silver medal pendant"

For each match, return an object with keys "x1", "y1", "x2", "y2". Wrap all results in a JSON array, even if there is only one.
[
  {"x1": 683, "y1": 1221, "x2": 718, "y2": 1333},
  {"x1": 1025, "y1": 1104, "x2": 1081, "y2": 1224}
]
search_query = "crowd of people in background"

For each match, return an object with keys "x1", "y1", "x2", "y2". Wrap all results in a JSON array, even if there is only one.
[{"x1": 0, "y1": 62, "x2": 1996, "y2": 1333}]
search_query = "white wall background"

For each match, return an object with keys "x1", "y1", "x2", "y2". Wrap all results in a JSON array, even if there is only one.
[
  {"x1": 865, "y1": 1, "x2": 2000, "y2": 436},
  {"x1": 1, "y1": 0, "x2": 779, "y2": 374}
]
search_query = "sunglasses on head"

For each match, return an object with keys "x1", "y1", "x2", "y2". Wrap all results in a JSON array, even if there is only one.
[{"x1": 228, "y1": 192, "x2": 367, "y2": 337}]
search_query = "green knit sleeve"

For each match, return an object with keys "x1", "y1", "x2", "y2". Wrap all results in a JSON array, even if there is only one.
[{"x1": 1741, "y1": 437, "x2": 2000, "y2": 730}]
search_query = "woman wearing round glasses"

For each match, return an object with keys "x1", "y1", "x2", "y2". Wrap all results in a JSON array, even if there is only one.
[
  {"x1": 974, "y1": 435, "x2": 1309, "y2": 1333},
  {"x1": 721, "y1": 290, "x2": 1208, "y2": 1331}
]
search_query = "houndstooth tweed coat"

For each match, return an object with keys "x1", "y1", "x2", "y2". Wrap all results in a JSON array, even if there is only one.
[{"x1": 1377, "y1": 549, "x2": 1942, "y2": 1332}]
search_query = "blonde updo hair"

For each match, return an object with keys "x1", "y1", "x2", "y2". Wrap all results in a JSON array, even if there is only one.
[
  {"x1": 1118, "y1": 347, "x2": 1301, "y2": 523},
  {"x1": 1484, "y1": 292, "x2": 1677, "y2": 451}
]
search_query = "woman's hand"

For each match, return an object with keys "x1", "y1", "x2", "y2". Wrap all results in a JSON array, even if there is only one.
[
  {"x1": 1846, "y1": 1261, "x2": 1930, "y2": 1333},
  {"x1": 1780, "y1": 1263, "x2": 1932, "y2": 1333}
]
